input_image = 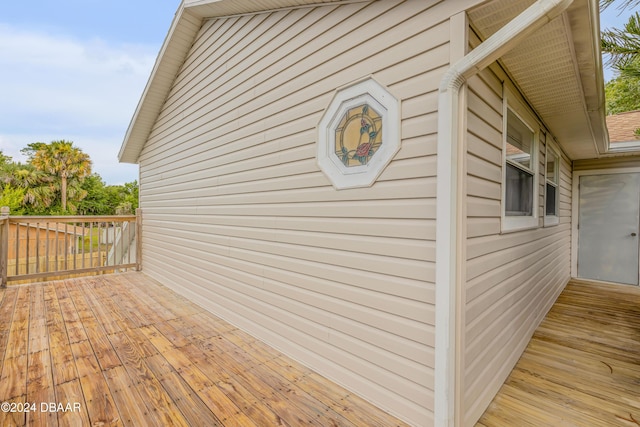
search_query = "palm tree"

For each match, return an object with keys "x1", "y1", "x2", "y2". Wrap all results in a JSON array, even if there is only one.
[
  {"x1": 601, "y1": 0, "x2": 640, "y2": 78},
  {"x1": 601, "y1": 0, "x2": 640, "y2": 10},
  {"x1": 31, "y1": 141, "x2": 91, "y2": 213},
  {"x1": 602, "y1": 12, "x2": 640, "y2": 78},
  {"x1": 1, "y1": 163, "x2": 56, "y2": 210}
]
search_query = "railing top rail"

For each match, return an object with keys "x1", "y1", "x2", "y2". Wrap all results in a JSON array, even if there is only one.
[{"x1": 8, "y1": 215, "x2": 137, "y2": 223}]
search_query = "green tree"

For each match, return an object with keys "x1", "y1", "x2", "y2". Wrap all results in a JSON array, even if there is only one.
[
  {"x1": 605, "y1": 73, "x2": 640, "y2": 113},
  {"x1": 20, "y1": 142, "x2": 47, "y2": 162},
  {"x1": 77, "y1": 177, "x2": 139, "y2": 216},
  {"x1": 31, "y1": 140, "x2": 92, "y2": 213},
  {"x1": 1, "y1": 163, "x2": 56, "y2": 212},
  {"x1": 113, "y1": 180, "x2": 139, "y2": 214},
  {"x1": 0, "y1": 150, "x2": 11, "y2": 166},
  {"x1": 0, "y1": 184, "x2": 26, "y2": 215},
  {"x1": 77, "y1": 174, "x2": 113, "y2": 215}
]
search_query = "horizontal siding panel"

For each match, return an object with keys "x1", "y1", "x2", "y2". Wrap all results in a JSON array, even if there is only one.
[
  {"x1": 174, "y1": 14, "x2": 271, "y2": 94},
  {"x1": 395, "y1": 134, "x2": 438, "y2": 160},
  {"x1": 148, "y1": 226, "x2": 434, "y2": 281},
  {"x1": 467, "y1": 175, "x2": 501, "y2": 200},
  {"x1": 573, "y1": 155, "x2": 640, "y2": 171},
  {"x1": 467, "y1": 133, "x2": 501, "y2": 166},
  {"x1": 466, "y1": 226, "x2": 570, "y2": 282},
  {"x1": 141, "y1": 231, "x2": 434, "y2": 306},
  {"x1": 467, "y1": 152, "x2": 502, "y2": 182},
  {"x1": 144, "y1": 242, "x2": 433, "y2": 345},
  {"x1": 467, "y1": 223, "x2": 567, "y2": 260},
  {"x1": 141, "y1": 198, "x2": 436, "y2": 219},
  {"x1": 143, "y1": 213, "x2": 434, "y2": 240},
  {"x1": 466, "y1": 217, "x2": 501, "y2": 238},
  {"x1": 466, "y1": 237, "x2": 569, "y2": 325},
  {"x1": 467, "y1": 73, "x2": 502, "y2": 114},
  {"x1": 163, "y1": 8, "x2": 336, "y2": 132},
  {"x1": 467, "y1": 195, "x2": 500, "y2": 218},
  {"x1": 140, "y1": 177, "x2": 436, "y2": 207},
  {"x1": 467, "y1": 110, "x2": 501, "y2": 149},
  {"x1": 144, "y1": 219, "x2": 432, "y2": 261},
  {"x1": 141, "y1": 129, "x2": 314, "y2": 183},
  {"x1": 468, "y1": 88, "x2": 502, "y2": 131},
  {"x1": 166, "y1": 4, "x2": 367, "y2": 123},
  {"x1": 387, "y1": 62, "x2": 448, "y2": 103}
]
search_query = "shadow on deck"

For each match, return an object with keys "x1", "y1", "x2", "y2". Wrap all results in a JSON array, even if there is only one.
[
  {"x1": 477, "y1": 279, "x2": 640, "y2": 427},
  {"x1": 0, "y1": 272, "x2": 409, "y2": 427}
]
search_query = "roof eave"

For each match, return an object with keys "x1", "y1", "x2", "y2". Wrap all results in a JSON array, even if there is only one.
[
  {"x1": 118, "y1": 2, "x2": 202, "y2": 164},
  {"x1": 571, "y1": 0, "x2": 609, "y2": 157}
]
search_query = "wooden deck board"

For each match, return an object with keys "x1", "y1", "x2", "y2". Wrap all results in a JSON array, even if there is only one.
[
  {"x1": 0, "y1": 272, "x2": 408, "y2": 427},
  {"x1": 477, "y1": 279, "x2": 640, "y2": 427}
]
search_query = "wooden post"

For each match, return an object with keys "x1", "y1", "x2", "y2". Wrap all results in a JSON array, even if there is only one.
[
  {"x1": 135, "y1": 208, "x2": 142, "y2": 271},
  {"x1": 0, "y1": 207, "x2": 10, "y2": 288}
]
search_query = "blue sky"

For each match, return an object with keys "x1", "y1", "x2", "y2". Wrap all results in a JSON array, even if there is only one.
[
  {"x1": 600, "y1": 2, "x2": 637, "y2": 81},
  {"x1": 0, "y1": 1, "x2": 634, "y2": 184},
  {"x1": 0, "y1": 0, "x2": 180, "y2": 184}
]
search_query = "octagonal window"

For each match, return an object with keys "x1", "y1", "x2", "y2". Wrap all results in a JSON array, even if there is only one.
[{"x1": 317, "y1": 78, "x2": 400, "y2": 189}]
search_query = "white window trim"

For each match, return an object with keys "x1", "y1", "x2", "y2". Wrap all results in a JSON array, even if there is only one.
[
  {"x1": 544, "y1": 139, "x2": 561, "y2": 226},
  {"x1": 316, "y1": 76, "x2": 401, "y2": 190},
  {"x1": 501, "y1": 87, "x2": 539, "y2": 232}
]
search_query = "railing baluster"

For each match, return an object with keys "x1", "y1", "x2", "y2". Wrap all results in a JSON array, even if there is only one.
[
  {"x1": 14, "y1": 221, "x2": 19, "y2": 276},
  {"x1": 2, "y1": 215, "x2": 137, "y2": 284},
  {"x1": 127, "y1": 220, "x2": 132, "y2": 266},
  {"x1": 35, "y1": 222, "x2": 40, "y2": 274},
  {"x1": 73, "y1": 223, "x2": 77, "y2": 271},
  {"x1": 89, "y1": 222, "x2": 94, "y2": 267},
  {"x1": 0, "y1": 207, "x2": 9, "y2": 287},
  {"x1": 45, "y1": 222, "x2": 50, "y2": 273},
  {"x1": 25, "y1": 223, "x2": 30, "y2": 275},
  {"x1": 98, "y1": 222, "x2": 102, "y2": 269},
  {"x1": 81, "y1": 222, "x2": 85, "y2": 270},
  {"x1": 136, "y1": 208, "x2": 142, "y2": 271},
  {"x1": 55, "y1": 226, "x2": 59, "y2": 273}
]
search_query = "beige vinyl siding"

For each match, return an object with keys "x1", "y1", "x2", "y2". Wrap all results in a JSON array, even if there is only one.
[
  {"x1": 462, "y1": 61, "x2": 572, "y2": 425},
  {"x1": 134, "y1": 1, "x2": 470, "y2": 425},
  {"x1": 574, "y1": 155, "x2": 640, "y2": 171}
]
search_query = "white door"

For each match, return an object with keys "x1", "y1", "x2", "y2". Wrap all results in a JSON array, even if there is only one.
[{"x1": 577, "y1": 173, "x2": 640, "y2": 285}]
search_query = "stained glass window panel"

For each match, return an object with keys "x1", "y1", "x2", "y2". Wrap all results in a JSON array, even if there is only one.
[{"x1": 334, "y1": 104, "x2": 383, "y2": 167}]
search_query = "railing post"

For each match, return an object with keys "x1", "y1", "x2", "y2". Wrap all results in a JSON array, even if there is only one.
[
  {"x1": 0, "y1": 206, "x2": 10, "y2": 288},
  {"x1": 135, "y1": 208, "x2": 142, "y2": 271}
]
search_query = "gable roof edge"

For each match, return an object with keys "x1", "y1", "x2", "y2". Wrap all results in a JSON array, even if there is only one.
[{"x1": 118, "y1": 2, "x2": 202, "y2": 164}]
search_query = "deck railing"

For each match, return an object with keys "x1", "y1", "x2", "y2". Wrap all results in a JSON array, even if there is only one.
[{"x1": 0, "y1": 207, "x2": 141, "y2": 287}]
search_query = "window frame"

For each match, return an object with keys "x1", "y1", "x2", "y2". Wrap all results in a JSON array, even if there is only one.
[
  {"x1": 501, "y1": 88, "x2": 539, "y2": 232},
  {"x1": 544, "y1": 139, "x2": 561, "y2": 226},
  {"x1": 316, "y1": 77, "x2": 401, "y2": 190}
]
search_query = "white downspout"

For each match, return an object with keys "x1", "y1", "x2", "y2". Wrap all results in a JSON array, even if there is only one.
[{"x1": 434, "y1": 0, "x2": 575, "y2": 426}]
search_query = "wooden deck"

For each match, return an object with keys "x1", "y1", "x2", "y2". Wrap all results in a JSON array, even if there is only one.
[
  {"x1": 477, "y1": 279, "x2": 640, "y2": 427},
  {"x1": 0, "y1": 272, "x2": 409, "y2": 427}
]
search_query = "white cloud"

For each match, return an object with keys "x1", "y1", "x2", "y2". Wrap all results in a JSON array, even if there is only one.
[{"x1": 0, "y1": 23, "x2": 157, "y2": 183}]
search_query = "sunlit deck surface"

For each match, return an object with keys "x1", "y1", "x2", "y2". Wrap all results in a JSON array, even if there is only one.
[
  {"x1": 0, "y1": 272, "x2": 409, "y2": 427},
  {"x1": 477, "y1": 279, "x2": 640, "y2": 427}
]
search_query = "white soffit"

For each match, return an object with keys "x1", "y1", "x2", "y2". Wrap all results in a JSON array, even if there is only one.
[{"x1": 468, "y1": 0, "x2": 606, "y2": 160}]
